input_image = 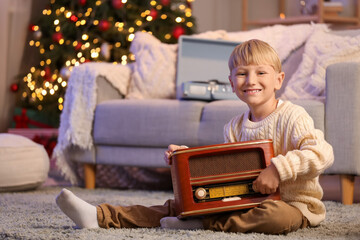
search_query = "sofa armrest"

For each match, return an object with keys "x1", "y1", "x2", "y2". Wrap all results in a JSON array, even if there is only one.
[{"x1": 325, "y1": 62, "x2": 360, "y2": 175}]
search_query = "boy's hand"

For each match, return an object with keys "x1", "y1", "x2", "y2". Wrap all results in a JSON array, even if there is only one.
[
  {"x1": 164, "y1": 144, "x2": 188, "y2": 165},
  {"x1": 252, "y1": 164, "x2": 280, "y2": 195}
]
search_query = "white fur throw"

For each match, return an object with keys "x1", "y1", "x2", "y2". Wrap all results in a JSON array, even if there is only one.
[
  {"x1": 280, "y1": 30, "x2": 360, "y2": 100},
  {"x1": 54, "y1": 62, "x2": 131, "y2": 184}
]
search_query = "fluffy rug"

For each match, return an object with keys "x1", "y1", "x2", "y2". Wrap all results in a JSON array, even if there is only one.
[{"x1": 0, "y1": 187, "x2": 359, "y2": 240}]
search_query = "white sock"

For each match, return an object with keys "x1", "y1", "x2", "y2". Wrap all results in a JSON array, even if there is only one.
[
  {"x1": 160, "y1": 217, "x2": 204, "y2": 230},
  {"x1": 55, "y1": 188, "x2": 99, "y2": 229}
]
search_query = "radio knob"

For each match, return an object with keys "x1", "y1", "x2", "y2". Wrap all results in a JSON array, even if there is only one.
[{"x1": 195, "y1": 188, "x2": 207, "y2": 200}]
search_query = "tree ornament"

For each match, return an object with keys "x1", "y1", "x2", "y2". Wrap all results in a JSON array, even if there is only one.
[
  {"x1": 98, "y1": 19, "x2": 111, "y2": 32},
  {"x1": 112, "y1": 0, "x2": 124, "y2": 9},
  {"x1": 161, "y1": 0, "x2": 171, "y2": 6},
  {"x1": 70, "y1": 15, "x2": 78, "y2": 22},
  {"x1": 74, "y1": 41, "x2": 82, "y2": 51},
  {"x1": 149, "y1": 9, "x2": 158, "y2": 20},
  {"x1": 172, "y1": 25, "x2": 185, "y2": 39},
  {"x1": 44, "y1": 66, "x2": 52, "y2": 81},
  {"x1": 78, "y1": 0, "x2": 86, "y2": 6},
  {"x1": 28, "y1": 24, "x2": 36, "y2": 32},
  {"x1": 10, "y1": 83, "x2": 19, "y2": 92},
  {"x1": 52, "y1": 32, "x2": 63, "y2": 43},
  {"x1": 33, "y1": 30, "x2": 42, "y2": 40}
]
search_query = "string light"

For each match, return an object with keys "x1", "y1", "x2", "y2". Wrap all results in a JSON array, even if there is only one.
[
  {"x1": 82, "y1": 34, "x2": 89, "y2": 41},
  {"x1": 128, "y1": 33, "x2": 135, "y2": 41},
  {"x1": 175, "y1": 17, "x2": 183, "y2": 23}
]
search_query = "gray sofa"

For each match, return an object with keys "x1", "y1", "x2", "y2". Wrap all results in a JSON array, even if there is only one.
[{"x1": 67, "y1": 29, "x2": 360, "y2": 205}]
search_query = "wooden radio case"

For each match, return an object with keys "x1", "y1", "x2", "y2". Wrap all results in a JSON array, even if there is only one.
[{"x1": 170, "y1": 139, "x2": 280, "y2": 218}]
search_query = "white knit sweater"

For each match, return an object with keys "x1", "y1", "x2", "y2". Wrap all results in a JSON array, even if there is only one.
[{"x1": 223, "y1": 101, "x2": 334, "y2": 226}]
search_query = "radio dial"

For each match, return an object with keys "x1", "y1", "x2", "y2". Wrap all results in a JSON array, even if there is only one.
[{"x1": 195, "y1": 188, "x2": 207, "y2": 200}]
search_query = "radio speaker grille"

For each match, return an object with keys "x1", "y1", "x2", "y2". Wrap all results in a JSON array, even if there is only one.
[{"x1": 189, "y1": 149, "x2": 264, "y2": 178}]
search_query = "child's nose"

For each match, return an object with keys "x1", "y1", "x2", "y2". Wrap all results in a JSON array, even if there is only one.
[{"x1": 245, "y1": 72, "x2": 256, "y2": 84}]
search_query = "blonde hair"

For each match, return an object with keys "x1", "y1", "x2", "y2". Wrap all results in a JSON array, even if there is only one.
[{"x1": 228, "y1": 39, "x2": 282, "y2": 73}]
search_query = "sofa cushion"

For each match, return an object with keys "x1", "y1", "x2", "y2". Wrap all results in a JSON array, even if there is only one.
[
  {"x1": 277, "y1": 44, "x2": 305, "y2": 98},
  {"x1": 96, "y1": 145, "x2": 168, "y2": 167},
  {"x1": 126, "y1": 32, "x2": 178, "y2": 99},
  {"x1": 94, "y1": 99, "x2": 206, "y2": 147},
  {"x1": 198, "y1": 100, "x2": 248, "y2": 146}
]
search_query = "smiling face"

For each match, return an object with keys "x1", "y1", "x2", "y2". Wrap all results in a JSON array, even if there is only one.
[{"x1": 229, "y1": 63, "x2": 284, "y2": 109}]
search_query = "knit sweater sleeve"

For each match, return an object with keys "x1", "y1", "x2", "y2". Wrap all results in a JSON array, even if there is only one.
[{"x1": 271, "y1": 110, "x2": 334, "y2": 182}]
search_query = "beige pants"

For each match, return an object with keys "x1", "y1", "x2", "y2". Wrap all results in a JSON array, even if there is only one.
[{"x1": 96, "y1": 199, "x2": 309, "y2": 234}]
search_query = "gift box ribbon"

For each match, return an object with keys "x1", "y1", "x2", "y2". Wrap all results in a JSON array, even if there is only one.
[{"x1": 13, "y1": 108, "x2": 53, "y2": 128}]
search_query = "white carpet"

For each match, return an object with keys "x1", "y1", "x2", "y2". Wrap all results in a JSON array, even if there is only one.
[{"x1": 0, "y1": 187, "x2": 359, "y2": 240}]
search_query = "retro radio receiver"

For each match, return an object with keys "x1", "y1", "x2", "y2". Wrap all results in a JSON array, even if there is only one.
[{"x1": 170, "y1": 139, "x2": 280, "y2": 218}]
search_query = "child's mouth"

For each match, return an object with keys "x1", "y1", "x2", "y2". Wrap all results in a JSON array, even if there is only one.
[{"x1": 244, "y1": 89, "x2": 261, "y2": 94}]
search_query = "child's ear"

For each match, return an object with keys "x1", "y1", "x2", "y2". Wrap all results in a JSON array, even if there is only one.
[
  {"x1": 228, "y1": 75, "x2": 235, "y2": 92},
  {"x1": 275, "y1": 72, "x2": 285, "y2": 91}
]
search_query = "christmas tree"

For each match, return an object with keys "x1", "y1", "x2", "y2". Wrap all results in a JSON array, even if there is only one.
[{"x1": 16, "y1": 0, "x2": 196, "y2": 127}]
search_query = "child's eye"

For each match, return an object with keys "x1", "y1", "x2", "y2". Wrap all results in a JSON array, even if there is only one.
[
  {"x1": 236, "y1": 72, "x2": 246, "y2": 76},
  {"x1": 258, "y1": 71, "x2": 266, "y2": 75}
]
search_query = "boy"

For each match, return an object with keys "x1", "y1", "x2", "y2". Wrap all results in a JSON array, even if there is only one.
[{"x1": 56, "y1": 39, "x2": 334, "y2": 234}]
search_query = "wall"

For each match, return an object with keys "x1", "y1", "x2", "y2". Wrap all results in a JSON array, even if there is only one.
[
  {"x1": 0, "y1": 0, "x2": 47, "y2": 133},
  {"x1": 0, "y1": 0, "x2": 32, "y2": 133}
]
